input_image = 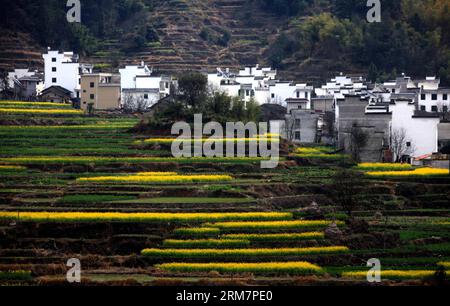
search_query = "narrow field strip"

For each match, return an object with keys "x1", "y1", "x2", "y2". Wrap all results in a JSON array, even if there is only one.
[
  {"x1": 0, "y1": 270, "x2": 32, "y2": 281},
  {"x1": 355, "y1": 163, "x2": 413, "y2": 171},
  {"x1": 0, "y1": 211, "x2": 293, "y2": 223},
  {"x1": 366, "y1": 168, "x2": 450, "y2": 177},
  {"x1": 162, "y1": 239, "x2": 251, "y2": 249},
  {"x1": 156, "y1": 262, "x2": 323, "y2": 275},
  {"x1": 173, "y1": 227, "x2": 221, "y2": 237},
  {"x1": 205, "y1": 220, "x2": 344, "y2": 231},
  {"x1": 221, "y1": 232, "x2": 325, "y2": 241},
  {"x1": 77, "y1": 173, "x2": 233, "y2": 183},
  {"x1": 0, "y1": 108, "x2": 83, "y2": 115},
  {"x1": 141, "y1": 246, "x2": 350, "y2": 258},
  {"x1": 0, "y1": 156, "x2": 270, "y2": 165},
  {"x1": 341, "y1": 270, "x2": 443, "y2": 280}
]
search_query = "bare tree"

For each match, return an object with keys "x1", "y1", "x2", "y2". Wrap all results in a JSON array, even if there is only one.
[
  {"x1": 391, "y1": 127, "x2": 415, "y2": 162},
  {"x1": 350, "y1": 124, "x2": 369, "y2": 163},
  {"x1": 284, "y1": 116, "x2": 296, "y2": 141}
]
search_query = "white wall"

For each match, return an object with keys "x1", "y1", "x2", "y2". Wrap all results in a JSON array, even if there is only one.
[
  {"x1": 390, "y1": 101, "x2": 440, "y2": 158},
  {"x1": 43, "y1": 50, "x2": 80, "y2": 97},
  {"x1": 419, "y1": 91, "x2": 450, "y2": 112}
]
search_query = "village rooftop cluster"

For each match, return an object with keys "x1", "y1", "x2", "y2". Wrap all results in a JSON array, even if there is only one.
[{"x1": 1, "y1": 49, "x2": 450, "y2": 166}]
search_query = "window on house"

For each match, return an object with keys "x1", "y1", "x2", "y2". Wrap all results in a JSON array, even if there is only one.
[
  {"x1": 144, "y1": 94, "x2": 149, "y2": 99},
  {"x1": 90, "y1": 82, "x2": 95, "y2": 88},
  {"x1": 406, "y1": 142, "x2": 411, "y2": 147},
  {"x1": 52, "y1": 78, "x2": 57, "y2": 83},
  {"x1": 51, "y1": 58, "x2": 56, "y2": 62},
  {"x1": 271, "y1": 93, "x2": 275, "y2": 98},
  {"x1": 392, "y1": 89, "x2": 396, "y2": 94},
  {"x1": 432, "y1": 94, "x2": 437, "y2": 100},
  {"x1": 246, "y1": 90, "x2": 250, "y2": 96},
  {"x1": 444, "y1": 94, "x2": 448, "y2": 100},
  {"x1": 90, "y1": 94, "x2": 95, "y2": 100},
  {"x1": 420, "y1": 105, "x2": 426, "y2": 111},
  {"x1": 295, "y1": 131, "x2": 301, "y2": 140},
  {"x1": 52, "y1": 67, "x2": 56, "y2": 72},
  {"x1": 443, "y1": 106, "x2": 448, "y2": 113},
  {"x1": 251, "y1": 90, "x2": 255, "y2": 97},
  {"x1": 432, "y1": 105, "x2": 438, "y2": 112},
  {"x1": 295, "y1": 119, "x2": 301, "y2": 128},
  {"x1": 165, "y1": 82, "x2": 169, "y2": 89},
  {"x1": 421, "y1": 94, "x2": 426, "y2": 100},
  {"x1": 296, "y1": 92, "x2": 300, "y2": 98}
]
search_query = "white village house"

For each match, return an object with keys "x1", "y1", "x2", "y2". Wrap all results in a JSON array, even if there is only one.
[
  {"x1": 42, "y1": 49, "x2": 93, "y2": 98},
  {"x1": 119, "y1": 62, "x2": 173, "y2": 110}
]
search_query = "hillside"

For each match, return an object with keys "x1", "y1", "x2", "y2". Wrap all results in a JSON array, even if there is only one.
[{"x1": 1, "y1": 0, "x2": 450, "y2": 84}]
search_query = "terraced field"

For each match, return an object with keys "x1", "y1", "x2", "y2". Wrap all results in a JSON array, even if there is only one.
[{"x1": 0, "y1": 101, "x2": 449, "y2": 286}]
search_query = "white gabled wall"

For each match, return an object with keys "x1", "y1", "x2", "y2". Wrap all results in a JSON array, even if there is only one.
[
  {"x1": 390, "y1": 101, "x2": 440, "y2": 158},
  {"x1": 42, "y1": 50, "x2": 80, "y2": 97}
]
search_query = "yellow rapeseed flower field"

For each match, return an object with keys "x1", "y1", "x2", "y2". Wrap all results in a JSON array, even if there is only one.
[
  {"x1": 77, "y1": 173, "x2": 233, "y2": 183},
  {"x1": 437, "y1": 262, "x2": 450, "y2": 268},
  {"x1": 156, "y1": 261, "x2": 323, "y2": 274},
  {"x1": 0, "y1": 108, "x2": 82, "y2": 115},
  {"x1": 142, "y1": 246, "x2": 349, "y2": 258},
  {"x1": 356, "y1": 163, "x2": 413, "y2": 171},
  {"x1": 0, "y1": 101, "x2": 69, "y2": 107},
  {"x1": 0, "y1": 211, "x2": 292, "y2": 223},
  {"x1": 366, "y1": 168, "x2": 449, "y2": 177},
  {"x1": 342, "y1": 270, "x2": 436, "y2": 280}
]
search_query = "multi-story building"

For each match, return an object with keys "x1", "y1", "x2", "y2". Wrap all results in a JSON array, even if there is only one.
[
  {"x1": 42, "y1": 49, "x2": 93, "y2": 98},
  {"x1": 80, "y1": 73, "x2": 121, "y2": 110},
  {"x1": 119, "y1": 62, "x2": 173, "y2": 110}
]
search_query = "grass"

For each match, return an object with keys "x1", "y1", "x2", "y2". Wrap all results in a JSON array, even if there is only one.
[
  {"x1": 142, "y1": 246, "x2": 350, "y2": 259},
  {"x1": 111, "y1": 197, "x2": 254, "y2": 204},
  {"x1": 0, "y1": 270, "x2": 32, "y2": 281},
  {"x1": 205, "y1": 220, "x2": 343, "y2": 231},
  {"x1": 0, "y1": 156, "x2": 272, "y2": 165},
  {"x1": 173, "y1": 227, "x2": 221, "y2": 237},
  {"x1": 341, "y1": 270, "x2": 441, "y2": 280},
  {"x1": 57, "y1": 194, "x2": 137, "y2": 204},
  {"x1": 0, "y1": 211, "x2": 293, "y2": 223},
  {"x1": 156, "y1": 262, "x2": 324, "y2": 275}
]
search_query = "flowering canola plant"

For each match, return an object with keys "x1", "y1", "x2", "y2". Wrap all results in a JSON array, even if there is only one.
[
  {"x1": 366, "y1": 168, "x2": 449, "y2": 177},
  {"x1": 0, "y1": 211, "x2": 292, "y2": 223},
  {"x1": 142, "y1": 246, "x2": 349, "y2": 258},
  {"x1": 0, "y1": 108, "x2": 83, "y2": 115},
  {"x1": 356, "y1": 163, "x2": 413, "y2": 171},
  {"x1": 77, "y1": 172, "x2": 233, "y2": 183},
  {"x1": 156, "y1": 261, "x2": 324, "y2": 274}
]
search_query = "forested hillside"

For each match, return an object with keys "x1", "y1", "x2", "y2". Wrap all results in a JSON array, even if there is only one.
[{"x1": 0, "y1": 0, "x2": 449, "y2": 84}]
